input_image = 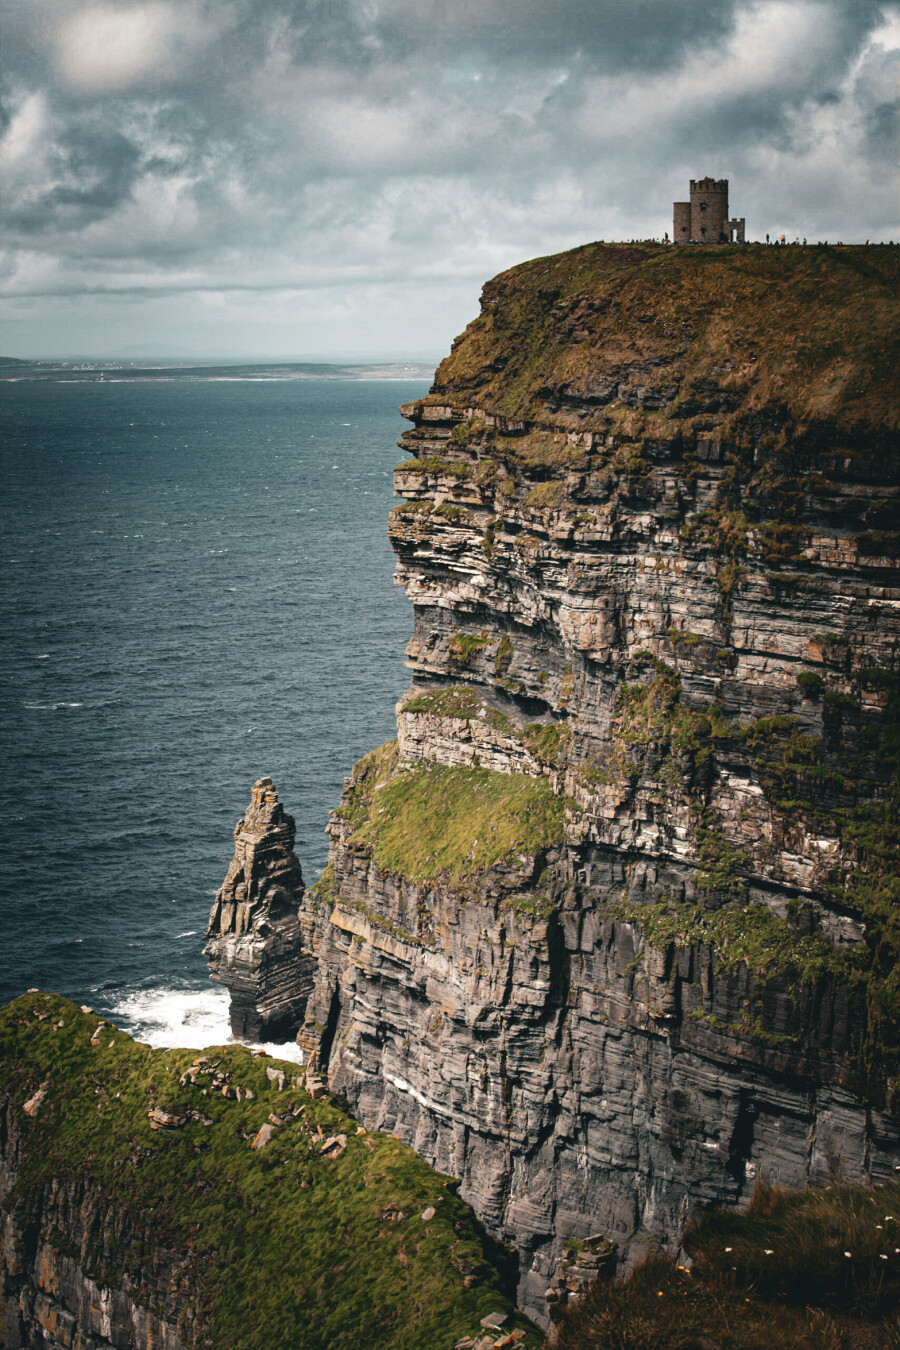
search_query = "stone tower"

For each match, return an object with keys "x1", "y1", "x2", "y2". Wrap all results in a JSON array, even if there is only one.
[{"x1": 673, "y1": 177, "x2": 745, "y2": 243}]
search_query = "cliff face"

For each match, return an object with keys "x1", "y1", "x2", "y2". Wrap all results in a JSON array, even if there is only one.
[
  {"x1": 205, "y1": 777, "x2": 313, "y2": 1040},
  {"x1": 294, "y1": 243, "x2": 900, "y2": 1322}
]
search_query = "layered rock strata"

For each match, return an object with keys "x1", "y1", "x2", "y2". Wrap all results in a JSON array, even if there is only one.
[
  {"x1": 268, "y1": 246, "x2": 899, "y2": 1321},
  {"x1": 205, "y1": 777, "x2": 312, "y2": 1040}
]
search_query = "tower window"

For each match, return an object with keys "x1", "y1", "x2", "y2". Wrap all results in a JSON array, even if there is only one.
[{"x1": 700, "y1": 202, "x2": 707, "y2": 211}]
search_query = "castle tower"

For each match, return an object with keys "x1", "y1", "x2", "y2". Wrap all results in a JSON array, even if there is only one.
[{"x1": 673, "y1": 177, "x2": 745, "y2": 243}]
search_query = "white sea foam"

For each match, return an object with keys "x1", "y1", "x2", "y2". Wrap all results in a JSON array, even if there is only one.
[
  {"x1": 110, "y1": 987, "x2": 231, "y2": 1047},
  {"x1": 23, "y1": 701, "x2": 84, "y2": 710},
  {"x1": 108, "y1": 986, "x2": 303, "y2": 1062}
]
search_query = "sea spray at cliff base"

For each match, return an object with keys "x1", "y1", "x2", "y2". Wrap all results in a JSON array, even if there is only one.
[{"x1": 108, "y1": 984, "x2": 303, "y2": 1060}]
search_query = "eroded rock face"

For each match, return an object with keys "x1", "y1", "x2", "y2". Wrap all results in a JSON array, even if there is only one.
[
  {"x1": 294, "y1": 245, "x2": 900, "y2": 1323},
  {"x1": 205, "y1": 777, "x2": 313, "y2": 1041}
]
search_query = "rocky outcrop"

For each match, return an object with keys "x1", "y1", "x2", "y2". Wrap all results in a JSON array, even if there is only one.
[
  {"x1": 205, "y1": 777, "x2": 313, "y2": 1040},
  {"x1": 293, "y1": 244, "x2": 900, "y2": 1322}
]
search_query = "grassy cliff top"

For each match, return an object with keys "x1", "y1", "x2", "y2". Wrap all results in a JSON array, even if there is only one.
[
  {"x1": 0, "y1": 993, "x2": 541, "y2": 1350},
  {"x1": 430, "y1": 243, "x2": 900, "y2": 444}
]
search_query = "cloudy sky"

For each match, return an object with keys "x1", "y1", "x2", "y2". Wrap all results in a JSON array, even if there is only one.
[{"x1": 1, "y1": 0, "x2": 898, "y2": 360}]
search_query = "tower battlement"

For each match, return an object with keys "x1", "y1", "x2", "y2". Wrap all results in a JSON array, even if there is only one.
[{"x1": 674, "y1": 177, "x2": 744, "y2": 243}]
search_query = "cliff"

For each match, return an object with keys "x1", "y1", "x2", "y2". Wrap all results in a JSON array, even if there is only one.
[
  {"x1": 0, "y1": 993, "x2": 540, "y2": 1349},
  {"x1": 290, "y1": 242, "x2": 900, "y2": 1322}
]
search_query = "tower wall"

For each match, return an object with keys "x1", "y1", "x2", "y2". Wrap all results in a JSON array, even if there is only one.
[
  {"x1": 690, "y1": 177, "x2": 729, "y2": 242},
  {"x1": 673, "y1": 201, "x2": 691, "y2": 241}
]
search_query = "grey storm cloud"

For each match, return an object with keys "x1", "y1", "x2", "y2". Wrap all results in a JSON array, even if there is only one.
[{"x1": 0, "y1": 0, "x2": 897, "y2": 356}]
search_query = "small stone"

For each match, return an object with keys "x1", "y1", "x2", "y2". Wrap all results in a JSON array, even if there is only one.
[
  {"x1": 23, "y1": 1084, "x2": 48, "y2": 1117},
  {"x1": 266, "y1": 1067, "x2": 286, "y2": 1090},
  {"x1": 251, "y1": 1123, "x2": 276, "y2": 1150},
  {"x1": 245, "y1": 1088, "x2": 254, "y2": 1099},
  {"x1": 421, "y1": 1206, "x2": 436, "y2": 1222},
  {"x1": 480, "y1": 1313, "x2": 507, "y2": 1330},
  {"x1": 319, "y1": 1133, "x2": 347, "y2": 1159},
  {"x1": 80, "y1": 1005, "x2": 93, "y2": 1014},
  {"x1": 148, "y1": 1105, "x2": 187, "y2": 1131},
  {"x1": 251, "y1": 1048, "x2": 269, "y2": 1057}
]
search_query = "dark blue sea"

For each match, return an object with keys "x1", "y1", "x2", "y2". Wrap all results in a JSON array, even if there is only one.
[{"x1": 0, "y1": 372, "x2": 429, "y2": 1050}]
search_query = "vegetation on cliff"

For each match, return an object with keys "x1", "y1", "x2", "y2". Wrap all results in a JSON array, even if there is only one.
[
  {"x1": 335, "y1": 740, "x2": 571, "y2": 886},
  {"x1": 549, "y1": 1178, "x2": 900, "y2": 1349},
  {"x1": 429, "y1": 242, "x2": 899, "y2": 445},
  {"x1": 0, "y1": 994, "x2": 541, "y2": 1349}
]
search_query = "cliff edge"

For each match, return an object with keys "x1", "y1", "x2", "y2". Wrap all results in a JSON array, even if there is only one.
[{"x1": 292, "y1": 242, "x2": 900, "y2": 1322}]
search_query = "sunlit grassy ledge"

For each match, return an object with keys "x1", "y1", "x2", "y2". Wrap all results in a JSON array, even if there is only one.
[{"x1": 0, "y1": 993, "x2": 541, "y2": 1350}]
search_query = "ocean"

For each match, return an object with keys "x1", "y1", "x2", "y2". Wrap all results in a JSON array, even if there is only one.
[{"x1": 0, "y1": 370, "x2": 430, "y2": 1052}]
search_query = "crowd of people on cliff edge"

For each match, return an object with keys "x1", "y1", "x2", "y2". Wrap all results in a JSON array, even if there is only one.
[{"x1": 598, "y1": 235, "x2": 896, "y2": 246}]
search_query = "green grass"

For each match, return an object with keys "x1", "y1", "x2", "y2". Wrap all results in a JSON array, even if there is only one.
[
  {"x1": 549, "y1": 1178, "x2": 900, "y2": 1349},
  {"x1": 337, "y1": 744, "x2": 571, "y2": 886},
  {"x1": 0, "y1": 994, "x2": 541, "y2": 1350},
  {"x1": 401, "y1": 685, "x2": 484, "y2": 719},
  {"x1": 616, "y1": 895, "x2": 843, "y2": 982},
  {"x1": 448, "y1": 631, "x2": 492, "y2": 665}
]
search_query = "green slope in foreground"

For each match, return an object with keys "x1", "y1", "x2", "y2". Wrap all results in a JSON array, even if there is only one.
[{"x1": 0, "y1": 993, "x2": 541, "y2": 1350}]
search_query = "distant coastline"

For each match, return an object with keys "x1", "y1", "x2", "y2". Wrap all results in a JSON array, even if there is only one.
[{"x1": 0, "y1": 357, "x2": 437, "y2": 383}]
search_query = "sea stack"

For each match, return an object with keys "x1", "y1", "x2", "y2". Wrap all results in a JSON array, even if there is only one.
[{"x1": 205, "y1": 777, "x2": 313, "y2": 1040}]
